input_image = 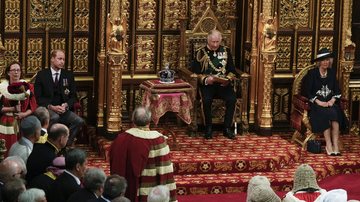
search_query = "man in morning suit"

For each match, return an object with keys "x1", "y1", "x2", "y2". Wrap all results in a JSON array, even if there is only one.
[
  {"x1": 191, "y1": 29, "x2": 237, "y2": 140},
  {"x1": 26, "y1": 123, "x2": 69, "y2": 182},
  {"x1": 34, "y1": 49, "x2": 84, "y2": 146},
  {"x1": 48, "y1": 148, "x2": 88, "y2": 202}
]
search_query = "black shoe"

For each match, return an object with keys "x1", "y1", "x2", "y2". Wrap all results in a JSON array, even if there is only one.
[
  {"x1": 223, "y1": 128, "x2": 235, "y2": 139},
  {"x1": 204, "y1": 126, "x2": 213, "y2": 139}
]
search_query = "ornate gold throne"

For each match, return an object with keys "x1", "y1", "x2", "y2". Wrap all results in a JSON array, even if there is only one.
[
  {"x1": 178, "y1": 7, "x2": 250, "y2": 134},
  {"x1": 290, "y1": 64, "x2": 348, "y2": 149}
]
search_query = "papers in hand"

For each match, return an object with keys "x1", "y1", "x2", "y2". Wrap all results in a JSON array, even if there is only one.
[{"x1": 212, "y1": 76, "x2": 229, "y2": 84}]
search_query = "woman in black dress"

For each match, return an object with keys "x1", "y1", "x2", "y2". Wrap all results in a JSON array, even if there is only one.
[{"x1": 306, "y1": 48, "x2": 347, "y2": 156}]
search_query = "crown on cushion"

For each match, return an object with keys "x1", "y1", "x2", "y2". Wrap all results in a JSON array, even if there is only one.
[{"x1": 159, "y1": 63, "x2": 175, "y2": 83}]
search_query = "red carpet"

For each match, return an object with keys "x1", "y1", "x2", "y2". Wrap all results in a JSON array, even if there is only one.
[
  {"x1": 177, "y1": 174, "x2": 360, "y2": 201},
  {"x1": 83, "y1": 123, "x2": 360, "y2": 198}
]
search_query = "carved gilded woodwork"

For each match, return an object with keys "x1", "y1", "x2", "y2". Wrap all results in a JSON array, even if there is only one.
[
  {"x1": 189, "y1": 0, "x2": 211, "y2": 29},
  {"x1": 122, "y1": 90, "x2": 127, "y2": 111},
  {"x1": 297, "y1": 36, "x2": 313, "y2": 70},
  {"x1": 319, "y1": 0, "x2": 335, "y2": 30},
  {"x1": 134, "y1": 89, "x2": 142, "y2": 109},
  {"x1": 319, "y1": 36, "x2": 333, "y2": 51},
  {"x1": 350, "y1": 88, "x2": 360, "y2": 136},
  {"x1": 0, "y1": 36, "x2": 6, "y2": 76},
  {"x1": 77, "y1": 91, "x2": 88, "y2": 118},
  {"x1": 29, "y1": 0, "x2": 65, "y2": 29},
  {"x1": 279, "y1": 0, "x2": 310, "y2": 28},
  {"x1": 137, "y1": 0, "x2": 156, "y2": 30},
  {"x1": 50, "y1": 38, "x2": 66, "y2": 54},
  {"x1": 106, "y1": 52, "x2": 126, "y2": 132},
  {"x1": 27, "y1": 38, "x2": 43, "y2": 74},
  {"x1": 273, "y1": 88, "x2": 290, "y2": 121},
  {"x1": 163, "y1": 0, "x2": 186, "y2": 30},
  {"x1": 215, "y1": 0, "x2": 236, "y2": 29},
  {"x1": 73, "y1": 38, "x2": 89, "y2": 72},
  {"x1": 259, "y1": 51, "x2": 276, "y2": 128},
  {"x1": 135, "y1": 35, "x2": 155, "y2": 71},
  {"x1": 4, "y1": 39, "x2": 20, "y2": 65},
  {"x1": 4, "y1": 0, "x2": 21, "y2": 32},
  {"x1": 74, "y1": 0, "x2": 90, "y2": 31},
  {"x1": 276, "y1": 36, "x2": 291, "y2": 70},
  {"x1": 162, "y1": 35, "x2": 180, "y2": 70}
]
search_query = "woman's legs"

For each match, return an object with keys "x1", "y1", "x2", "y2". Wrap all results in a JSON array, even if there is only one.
[
  {"x1": 323, "y1": 128, "x2": 333, "y2": 153},
  {"x1": 331, "y1": 121, "x2": 340, "y2": 153}
]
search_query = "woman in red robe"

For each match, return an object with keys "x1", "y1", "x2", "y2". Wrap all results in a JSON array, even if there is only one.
[{"x1": 0, "y1": 61, "x2": 37, "y2": 156}]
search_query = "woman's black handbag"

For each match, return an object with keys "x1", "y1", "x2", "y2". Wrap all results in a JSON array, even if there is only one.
[{"x1": 307, "y1": 140, "x2": 322, "y2": 154}]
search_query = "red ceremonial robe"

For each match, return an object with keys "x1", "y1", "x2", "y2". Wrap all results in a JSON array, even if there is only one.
[{"x1": 110, "y1": 128, "x2": 177, "y2": 202}]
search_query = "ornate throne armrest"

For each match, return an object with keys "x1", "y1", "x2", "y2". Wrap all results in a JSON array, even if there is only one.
[
  {"x1": 293, "y1": 94, "x2": 311, "y2": 111},
  {"x1": 177, "y1": 67, "x2": 198, "y2": 99}
]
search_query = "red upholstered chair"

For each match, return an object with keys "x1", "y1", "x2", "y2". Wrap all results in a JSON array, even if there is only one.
[{"x1": 290, "y1": 65, "x2": 348, "y2": 149}]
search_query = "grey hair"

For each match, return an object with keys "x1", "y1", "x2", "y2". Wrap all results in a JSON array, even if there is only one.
[
  {"x1": 207, "y1": 29, "x2": 222, "y2": 41},
  {"x1": 34, "y1": 106, "x2": 50, "y2": 127},
  {"x1": 83, "y1": 167, "x2": 107, "y2": 192},
  {"x1": 103, "y1": 175, "x2": 128, "y2": 200},
  {"x1": 132, "y1": 106, "x2": 152, "y2": 126},
  {"x1": 65, "y1": 148, "x2": 87, "y2": 170},
  {"x1": 20, "y1": 115, "x2": 41, "y2": 138},
  {"x1": 147, "y1": 185, "x2": 170, "y2": 202},
  {"x1": 18, "y1": 188, "x2": 46, "y2": 202}
]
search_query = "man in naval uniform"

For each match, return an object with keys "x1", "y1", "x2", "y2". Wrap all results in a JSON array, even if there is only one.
[{"x1": 191, "y1": 29, "x2": 237, "y2": 140}]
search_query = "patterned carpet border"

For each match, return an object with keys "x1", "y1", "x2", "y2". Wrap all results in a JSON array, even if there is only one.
[{"x1": 84, "y1": 124, "x2": 360, "y2": 196}]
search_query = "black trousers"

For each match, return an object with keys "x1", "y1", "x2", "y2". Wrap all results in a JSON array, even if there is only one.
[{"x1": 200, "y1": 84, "x2": 236, "y2": 128}]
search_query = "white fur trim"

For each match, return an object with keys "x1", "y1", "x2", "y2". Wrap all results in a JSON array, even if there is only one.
[
  {"x1": 126, "y1": 128, "x2": 165, "y2": 139},
  {"x1": 0, "y1": 80, "x2": 28, "y2": 101}
]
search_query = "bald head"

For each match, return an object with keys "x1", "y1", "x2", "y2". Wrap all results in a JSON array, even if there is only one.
[
  {"x1": 48, "y1": 123, "x2": 69, "y2": 148},
  {"x1": 132, "y1": 106, "x2": 151, "y2": 127},
  {"x1": 0, "y1": 156, "x2": 26, "y2": 182}
]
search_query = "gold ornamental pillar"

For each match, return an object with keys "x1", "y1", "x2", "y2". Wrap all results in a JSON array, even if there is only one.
[
  {"x1": 259, "y1": 50, "x2": 276, "y2": 133},
  {"x1": 97, "y1": 50, "x2": 106, "y2": 127},
  {"x1": 0, "y1": 34, "x2": 6, "y2": 72},
  {"x1": 106, "y1": 52, "x2": 125, "y2": 132}
]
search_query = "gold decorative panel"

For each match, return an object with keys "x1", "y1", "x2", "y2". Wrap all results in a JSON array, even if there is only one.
[
  {"x1": 73, "y1": 38, "x2": 89, "y2": 72},
  {"x1": 279, "y1": 0, "x2": 310, "y2": 28},
  {"x1": 273, "y1": 87, "x2": 290, "y2": 121},
  {"x1": 189, "y1": 0, "x2": 211, "y2": 29},
  {"x1": 319, "y1": 0, "x2": 335, "y2": 29},
  {"x1": 276, "y1": 36, "x2": 291, "y2": 70},
  {"x1": 135, "y1": 35, "x2": 155, "y2": 71},
  {"x1": 74, "y1": 0, "x2": 90, "y2": 31},
  {"x1": 163, "y1": 0, "x2": 186, "y2": 30},
  {"x1": 162, "y1": 35, "x2": 180, "y2": 70},
  {"x1": 50, "y1": 38, "x2": 66, "y2": 53},
  {"x1": 135, "y1": 89, "x2": 142, "y2": 108},
  {"x1": 4, "y1": 0, "x2": 20, "y2": 32},
  {"x1": 319, "y1": 36, "x2": 333, "y2": 51},
  {"x1": 4, "y1": 39, "x2": 20, "y2": 65},
  {"x1": 215, "y1": 0, "x2": 237, "y2": 29},
  {"x1": 29, "y1": 0, "x2": 65, "y2": 29},
  {"x1": 27, "y1": 38, "x2": 43, "y2": 74},
  {"x1": 122, "y1": 90, "x2": 127, "y2": 111},
  {"x1": 297, "y1": 36, "x2": 312, "y2": 70},
  {"x1": 137, "y1": 0, "x2": 156, "y2": 30}
]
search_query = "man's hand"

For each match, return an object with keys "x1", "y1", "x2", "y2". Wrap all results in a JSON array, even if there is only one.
[
  {"x1": 49, "y1": 105, "x2": 66, "y2": 114},
  {"x1": 327, "y1": 98, "x2": 336, "y2": 107},
  {"x1": 205, "y1": 76, "x2": 214, "y2": 85}
]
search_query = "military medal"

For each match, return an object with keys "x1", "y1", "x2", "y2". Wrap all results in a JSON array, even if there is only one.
[{"x1": 213, "y1": 52, "x2": 217, "y2": 57}]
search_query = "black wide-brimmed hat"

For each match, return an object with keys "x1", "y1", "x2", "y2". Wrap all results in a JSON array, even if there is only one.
[{"x1": 313, "y1": 48, "x2": 335, "y2": 62}]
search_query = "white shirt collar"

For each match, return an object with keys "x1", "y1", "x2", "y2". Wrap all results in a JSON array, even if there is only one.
[
  {"x1": 42, "y1": 128, "x2": 47, "y2": 133},
  {"x1": 64, "y1": 170, "x2": 81, "y2": 185},
  {"x1": 50, "y1": 67, "x2": 61, "y2": 75}
]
